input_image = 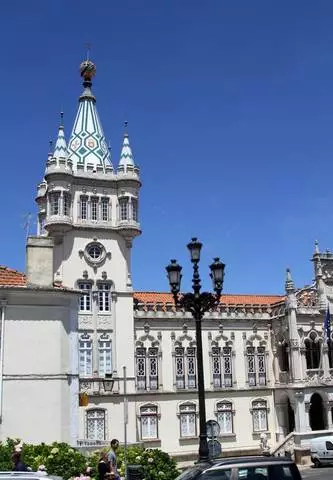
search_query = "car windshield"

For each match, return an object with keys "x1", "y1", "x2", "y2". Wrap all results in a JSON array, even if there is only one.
[{"x1": 175, "y1": 467, "x2": 204, "y2": 480}]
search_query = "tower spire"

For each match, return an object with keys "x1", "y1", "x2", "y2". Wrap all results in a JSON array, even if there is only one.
[
  {"x1": 53, "y1": 112, "x2": 67, "y2": 159},
  {"x1": 118, "y1": 121, "x2": 135, "y2": 172},
  {"x1": 67, "y1": 59, "x2": 112, "y2": 171},
  {"x1": 285, "y1": 268, "x2": 295, "y2": 293}
]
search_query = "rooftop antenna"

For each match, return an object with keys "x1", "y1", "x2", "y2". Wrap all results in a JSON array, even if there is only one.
[{"x1": 21, "y1": 212, "x2": 32, "y2": 241}]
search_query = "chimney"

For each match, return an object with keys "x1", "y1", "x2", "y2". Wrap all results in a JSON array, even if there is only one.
[{"x1": 26, "y1": 237, "x2": 54, "y2": 287}]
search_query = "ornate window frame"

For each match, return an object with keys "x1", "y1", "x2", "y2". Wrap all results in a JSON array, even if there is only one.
[
  {"x1": 98, "y1": 332, "x2": 112, "y2": 378},
  {"x1": 135, "y1": 324, "x2": 161, "y2": 391},
  {"x1": 208, "y1": 327, "x2": 235, "y2": 389},
  {"x1": 250, "y1": 398, "x2": 270, "y2": 434},
  {"x1": 244, "y1": 332, "x2": 268, "y2": 387},
  {"x1": 79, "y1": 332, "x2": 93, "y2": 377},
  {"x1": 137, "y1": 402, "x2": 160, "y2": 441},
  {"x1": 215, "y1": 400, "x2": 235, "y2": 436},
  {"x1": 85, "y1": 408, "x2": 107, "y2": 440},
  {"x1": 177, "y1": 401, "x2": 198, "y2": 439}
]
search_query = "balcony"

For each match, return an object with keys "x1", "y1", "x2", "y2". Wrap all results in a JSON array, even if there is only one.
[{"x1": 44, "y1": 215, "x2": 73, "y2": 235}]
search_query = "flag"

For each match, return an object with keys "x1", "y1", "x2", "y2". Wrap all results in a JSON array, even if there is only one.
[{"x1": 324, "y1": 304, "x2": 331, "y2": 344}]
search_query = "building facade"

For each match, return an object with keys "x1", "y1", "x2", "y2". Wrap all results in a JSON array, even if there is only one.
[{"x1": 1, "y1": 58, "x2": 333, "y2": 461}]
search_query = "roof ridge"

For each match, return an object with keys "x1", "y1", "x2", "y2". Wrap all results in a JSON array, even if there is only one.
[{"x1": 134, "y1": 291, "x2": 284, "y2": 297}]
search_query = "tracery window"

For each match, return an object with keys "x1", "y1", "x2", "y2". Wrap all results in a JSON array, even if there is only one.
[
  {"x1": 212, "y1": 346, "x2": 232, "y2": 388},
  {"x1": 252, "y1": 400, "x2": 268, "y2": 432},
  {"x1": 305, "y1": 332, "x2": 321, "y2": 369},
  {"x1": 136, "y1": 347, "x2": 159, "y2": 391},
  {"x1": 246, "y1": 346, "x2": 266, "y2": 386},
  {"x1": 140, "y1": 405, "x2": 158, "y2": 440},
  {"x1": 86, "y1": 409, "x2": 105, "y2": 440},
  {"x1": 179, "y1": 403, "x2": 197, "y2": 438},
  {"x1": 175, "y1": 347, "x2": 197, "y2": 389},
  {"x1": 216, "y1": 401, "x2": 233, "y2": 434}
]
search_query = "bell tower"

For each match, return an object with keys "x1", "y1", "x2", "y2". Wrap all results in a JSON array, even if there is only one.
[{"x1": 35, "y1": 59, "x2": 141, "y2": 382}]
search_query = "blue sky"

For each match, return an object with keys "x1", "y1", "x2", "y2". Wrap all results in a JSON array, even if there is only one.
[{"x1": 2, "y1": 0, "x2": 333, "y2": 294}]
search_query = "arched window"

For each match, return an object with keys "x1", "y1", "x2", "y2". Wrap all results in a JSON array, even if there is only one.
[
  {"x1": 305, "y1": 332, "x2": 321, "y2": 369},
  {"x1": 251, "y1": 400, "x2": 268, "y2": 432},
  {"x1": 212, "y1": 346, "x2": 232, "y2": 388},
  {"x1": 86, "y1": 409, "x2": 105, "y2": 440},
  {"x1": 174, "y1": 346, "x2": 197, "y2": 390},
  {"x1": 135, "y1": 347, "x2": 159, "y2": 391},
  {"x1": 246, "y1": 345, "x2": 266, "y2": 386},
  {"x1": 179, "y1": 402, "x2": 197, "y2": 438},
  {"x1": 216, "y1": 401, "x2": 233, "y2": 434},
  {"x1": 139, "y1": 404, "x2": 158, "y2": 440}
]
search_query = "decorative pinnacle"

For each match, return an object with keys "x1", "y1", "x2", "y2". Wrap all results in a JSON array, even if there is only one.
[
  {"x1": 124, "y1": 121, "x2": 129, "y2": 136},
  {"x1": 317, "y1": 257, "x2": 323, "y2": 278},
  {"x1": 80, "y1": 59, "x2": 96, "y2": 81},
  {"x1": 60, "y1": 111, "x2": 64, "y2": 127},
  {"x1": 285, "y1": 268, "x2": 295, "y2": 293}
]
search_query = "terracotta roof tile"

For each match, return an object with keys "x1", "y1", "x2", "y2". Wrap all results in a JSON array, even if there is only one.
[
  {"x1": 134, "y1": 292, "x2": 284, "y2": 306},
  {"x1": 0, "y1": 266, "x2": 26, "y2": 286}
]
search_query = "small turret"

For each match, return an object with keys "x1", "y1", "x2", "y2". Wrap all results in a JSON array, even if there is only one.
[{"x1": 118, "y1": 122, "x2": 135, "y2": 174}]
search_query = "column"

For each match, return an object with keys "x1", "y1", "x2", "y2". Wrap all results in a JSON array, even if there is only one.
[
  {"x1": 111, "y1": 291, "x2": 118, "y2": 375},
  {"x1": 272, "y1": 348, "x2": 280, "y2": 385},
  {"x1": 323, "y1": 344, "x2": 330, "y2": 378},
  {"x1": 60, "y1": 191, "x2": 64, "y2": 216},
  {"x1": 327, "y1": 401, "x2": 333, "y2": 430}
]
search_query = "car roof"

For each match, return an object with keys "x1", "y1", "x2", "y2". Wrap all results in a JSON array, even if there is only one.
[{"x1": 211, "y1": 456, "x2": 294, "y2": 466}]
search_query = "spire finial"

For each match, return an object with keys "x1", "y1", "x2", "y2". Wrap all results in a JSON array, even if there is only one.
[
  {"x1": 118, "y1": 122, "x2": 135, "y2": 171},
  {"x1": 80, "y1": 59, "x2": 96, "y2": 82},
  {"x1": 285, "y1": 267, "x2": 295, "y2": 293},
  {"x1": 315, "y1": 240, "x2": 320, "y2": 255},
  {"x1": 60, "y1": 111, "x2": 64, "y2": 127},
  {"x1": 53, "y1": 113, "x2": 67, "y2": 159},
  {"x1": 85, "y1": 42, "x2": 91, "y2": 61},
  {"x1": 124, "y1": 121, "x2": 128, "y2": 135}
]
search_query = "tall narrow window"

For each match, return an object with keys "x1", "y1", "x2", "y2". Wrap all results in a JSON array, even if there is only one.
[
  {"x1": 80, "y1": 196, "x2": 88, "y2": 220},
  {"x1": 132, "y1": 198, "x2": 138, "y2": 221},
  {"x1": 252, "y1": 400, "x2": 268, "y2": 432},
  {"x1": 78, "y1": 282, "x2": 92, "y2": 312},
  {"x1": 216, "y1": 401, "x2": 233, "y2": 434},
  {"x1": 187, "y1": 347, "x2": 197, "y2": 388},
  {"x1": 305, "y1": 333, "x2": 321, "y2": 369},
  {"x1": 175, "y1": 347, "x2": 185, "y2": 389},
  {"x1": 86, "y1": 409, "x2": 105, "y2": 440},
  {"x1": 212, "y1": 347, "x2": 222, "y2": 388},
  {"x1": 180, "y1": 404, "x2": 196, "y2": 438},
  {"x1": 63, "y1": 193, "x2": 71, "y2": 216},
  {"x1": 119, "y1": 198, "x2": 128, "y2": 221},
  {"x1": 136, "y1": 347, "x2": 146, "y2": 390},
  {"x1": 101, "y1": 198, "x2": 109, "y2": 221},
  {"x1": 79, "y1": 335, "x2": 92, "y2": 376},
  {"x1": 91, "y1": 197, "x2": 99, "y2": 221},
  {"x1": 278, "y1": 343, "x2": 289, "y2": 372},
  {"x1": 257, "y1": 347, "x2": 266, "y2": 386},
  {"x1": 247, "y1": 347, "x2": 256, "y2": 386},
  {"x1": 50, "y1": 193, "x2": 60, "y2": 215},
  {"x1": 98, "y1": 337, "x2": 112, "y2": 377},
  {"x1": 328, "y1": 340, "x2": 333, "y2": 369},
  {"x1": 98, "y1": 283, "x2": 111, "y2": 312},
  {"x1": 148, "y1": 347, "x2": 158, "y2": 390},
  {"x1": 140, "y1": 405, "x2": 158, "y2": 440},
  {"x1": 223, "y1": 347, "x2": 233, "y2": 387}
]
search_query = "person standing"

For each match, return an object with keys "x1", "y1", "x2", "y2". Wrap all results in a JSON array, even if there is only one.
[
  {"x1": 12, "y1": 452, "x2": 28, "y2": 472},
  {"x1": 98, "y1": 453, "x2": 110, "y2": 480},
  {"x1": 107, "y1": 439, "x2": 120, "y2": 479}
]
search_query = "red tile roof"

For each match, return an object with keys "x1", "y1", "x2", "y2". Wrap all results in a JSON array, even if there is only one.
[
  {"x1": 134, "y1": 292, "x2": 284, "y2": 306},
  {"x1": 0, "y1": 266, "x2": 26, "y2": 286},
  {"x1": 0, "y1": 266, "x2": 285, "y2": 306}
]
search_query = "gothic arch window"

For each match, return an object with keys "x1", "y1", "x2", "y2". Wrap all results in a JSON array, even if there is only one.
[
  {"x1": 305, "y1": 331, "x2": 322, "y2": 369},
  {"x1": 86, "y1": 408, "x2": 106, "y2": 440},
  {"x1": 135, "y1": 327, "x2": 160, "y2": 392}
]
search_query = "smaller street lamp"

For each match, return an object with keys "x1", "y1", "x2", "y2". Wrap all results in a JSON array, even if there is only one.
[
  {"x1": 103, "y1": 373, "x2": 115, "y2": 392},
  {"x1": 166, "y1": 238, "x2": 225, "y2": 463}
]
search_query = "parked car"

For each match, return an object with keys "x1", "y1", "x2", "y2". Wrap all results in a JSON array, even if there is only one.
[
  {"x1": 0, "y1": 473, "x2": 62, "y2": 480},
  {"x1": 310, "y1": 435, "x2": 333, "y2": 467},
  {"x1": 175, "y1": 455, "x2": 302, "y2": 480}
]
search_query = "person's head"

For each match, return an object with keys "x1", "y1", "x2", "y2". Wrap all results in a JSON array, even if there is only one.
[
  {"x1": 100, "y1": 452, "x2": 108, "y2": 462},
  {"x1": 110, "y1": 439, "x2": 119, "y2": 451}
]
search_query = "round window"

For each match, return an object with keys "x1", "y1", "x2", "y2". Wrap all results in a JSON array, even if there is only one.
[{"x1": 88, "y1": 245, "x2": 102, "y2": 259}]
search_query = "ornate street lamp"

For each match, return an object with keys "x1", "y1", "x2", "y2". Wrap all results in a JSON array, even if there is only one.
[
  {"x1": 103, "y1": 373, "x2": 115, "y2": 392},
  {"x1": 166, "y1": 238, "x2": 225, "y2": 463}
]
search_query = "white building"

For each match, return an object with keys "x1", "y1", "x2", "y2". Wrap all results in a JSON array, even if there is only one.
[{"x1": 1, "y1": 58, "x2": 333, "y2": 463}]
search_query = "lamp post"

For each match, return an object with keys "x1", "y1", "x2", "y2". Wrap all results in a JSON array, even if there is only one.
[{"x1": 166, "y1": 238, "x2": 225, "y2": 463}]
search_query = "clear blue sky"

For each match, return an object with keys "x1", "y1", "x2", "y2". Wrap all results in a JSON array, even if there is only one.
[{"x1": 2, "y1": 0, "x2": 333, "y2": 294}]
